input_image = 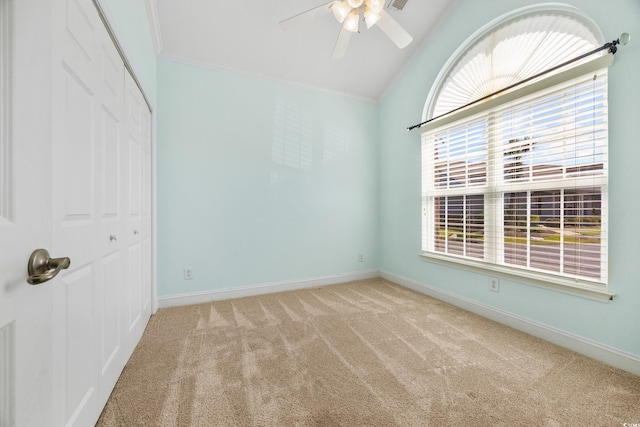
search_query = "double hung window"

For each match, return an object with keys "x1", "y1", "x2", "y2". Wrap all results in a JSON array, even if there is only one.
[{"x1": 421, "y1": 10, "x2": 610, "y2": 291}]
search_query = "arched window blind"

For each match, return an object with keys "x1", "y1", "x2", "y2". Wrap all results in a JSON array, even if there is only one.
[
  {"x1": 431, "y1": 12, "x2": 602, "y2": 118},
  {"x1": 421, "y1": 8, "x2": 611, "y2": 297}
]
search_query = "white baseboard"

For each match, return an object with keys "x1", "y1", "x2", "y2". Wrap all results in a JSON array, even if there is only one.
[
  {"x1": 380, "y1": 269, "x2": 640, "y2": 377},
  {"x1": 158, "y1": 270, "x2": 380, "y2": 308}
]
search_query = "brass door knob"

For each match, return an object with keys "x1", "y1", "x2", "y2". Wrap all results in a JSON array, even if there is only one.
[{"x1": 27, "y1": 249, "x2": 71, "y2": 285}]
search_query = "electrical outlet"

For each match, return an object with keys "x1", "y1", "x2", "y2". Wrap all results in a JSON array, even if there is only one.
[
  {"x1": 358, "y1": 253, "x2": 364, "y2": 262},
  {"x1": 184, "y1": 268, "x2": 193, "y2": 280},
  {"x1": 489, "y1": 277, "x2": 500, "y2": 292}
]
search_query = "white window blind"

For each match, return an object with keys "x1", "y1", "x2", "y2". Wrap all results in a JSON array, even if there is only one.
[
  {"x1": 432, "y1": 13, "x2": 601, "y2": 118},
  {"x1": 422, "y1": 59, "x2": 609, "y2": 287}
]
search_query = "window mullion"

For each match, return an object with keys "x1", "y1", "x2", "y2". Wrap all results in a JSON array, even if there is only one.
[
  {"x1": 526, "y1": 191, "x2": 531, "y2": 269},
  {"x1": 559, "y1": 189, "x2": 565, "y2": 274},
  {"x1": 444, "y1": 196, "x2": 449, "y2": 253},
  {"x1": 486, "y1": 112, "x2": 501, "y2": 264},
  {"x1": 463, "y1": 196, "x2": 467, "y2": 257}
]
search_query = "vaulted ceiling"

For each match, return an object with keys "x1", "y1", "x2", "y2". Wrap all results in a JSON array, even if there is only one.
[{"x1": 150, "y1": 0, "x2": 460, "y2": 102}]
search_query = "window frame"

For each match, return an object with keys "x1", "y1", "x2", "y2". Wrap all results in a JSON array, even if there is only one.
[{"x1": 420, "y1": 52, "x2": 613, "y2": 301}]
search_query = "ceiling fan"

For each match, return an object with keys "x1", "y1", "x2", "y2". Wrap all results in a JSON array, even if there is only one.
[{"x1": 279, "y1": 0, "x2": 413, "y2": 59}]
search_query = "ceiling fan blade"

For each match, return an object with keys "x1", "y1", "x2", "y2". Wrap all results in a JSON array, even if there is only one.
[
  {"x1": 279, "y1": 1, "x2": 336, "y2": 30},
  {"x1": 376, "y1": 10, "x2": 413, "y2": 49},
  {"x1": 332, "y1": 26, "x2": 352, "y2": 59}
]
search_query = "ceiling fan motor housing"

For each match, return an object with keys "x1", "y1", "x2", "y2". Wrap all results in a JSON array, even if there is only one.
[{"x1": 389, "y1": 0, "x2": 409, "y2": 11}]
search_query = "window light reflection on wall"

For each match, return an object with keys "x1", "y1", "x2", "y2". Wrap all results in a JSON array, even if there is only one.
[{"x1": 271, "y1": 97, "x2": 313, "y2": 172}]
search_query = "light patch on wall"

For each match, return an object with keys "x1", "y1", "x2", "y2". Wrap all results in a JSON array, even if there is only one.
[
  {"x1": 271, "y1": 97, "x2": 313, "y2": 171},
  {"x1": 323, "y1": 124, "x2": 350, "y2": 163},
  {"x1": 0, "y1": 0, "x2": 14, "y2": 224},
  {"x1": 269, "y1": 170, "x2": 298, "y2": 186}
]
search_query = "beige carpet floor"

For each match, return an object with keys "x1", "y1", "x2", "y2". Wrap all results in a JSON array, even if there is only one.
[{"x1": 97, "y1": 278, "x2": 640, "y2": 426}]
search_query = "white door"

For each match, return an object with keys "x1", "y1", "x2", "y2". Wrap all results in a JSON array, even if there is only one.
[
  {"x1": 0, "y1": 0, "x2": 55, "y2": 426},
  {"x1": 50, "y1": 0, "x2": 153, "y2": 425},
  {"x1": 0, "y1": 0, "x2": 153, "y2": 425},
  {"x1": 124, "y1": 70, "x2": 153, "y2": 349}
]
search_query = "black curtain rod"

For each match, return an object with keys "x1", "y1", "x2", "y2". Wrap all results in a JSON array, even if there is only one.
[{"x1": 407, "y1": 34, "x2": 629, "y2": 132}]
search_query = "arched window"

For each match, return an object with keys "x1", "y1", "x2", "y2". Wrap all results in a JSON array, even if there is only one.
[{"x1": 420, "y1": 5, "x2": 612, "y2": 296}]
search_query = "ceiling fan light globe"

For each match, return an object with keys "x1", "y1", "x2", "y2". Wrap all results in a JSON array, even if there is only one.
[
  {"x1": 365, "y1": 0, "x2": 384, "y2": 13},
  {"x1": 364, "y1": 7, "x2": 381, "y2": 28},
  {"x1": 347, "y1": 0, "x2": 364, "y2": 8},
  {"x1": 332, "y1": 1, "x2": 351, "y2": 24},
  {"x1": 343, "y1": 10, "x2": 360, "y2": 32}
]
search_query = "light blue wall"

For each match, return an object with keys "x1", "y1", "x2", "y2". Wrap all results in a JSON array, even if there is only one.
[
  {"x1": 379, "y1": 0, "x2": 640, "y2": 357},
  {"x1": 156, "y1": 58, "x2": 379, "y2": 296},
  {"x1": 100, "y1": 0, "x2": 157, "y2": 105}
]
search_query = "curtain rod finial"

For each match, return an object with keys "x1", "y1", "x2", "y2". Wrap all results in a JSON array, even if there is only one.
[
  {"x1": 609, "y1": 33, "x2": 630, "y2": 54},
  {"x1": 619, "y1": 33, "x2": 630, "y2": 46}
]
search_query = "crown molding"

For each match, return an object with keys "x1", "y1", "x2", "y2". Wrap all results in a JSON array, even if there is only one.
[{"x1": 144, "y1": 0, "x2": 163, "y2": 54}]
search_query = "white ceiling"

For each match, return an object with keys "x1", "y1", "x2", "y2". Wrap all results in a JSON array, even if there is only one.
[{"x1": 152, "y1": 0, "x2": 460, "y2": 102}]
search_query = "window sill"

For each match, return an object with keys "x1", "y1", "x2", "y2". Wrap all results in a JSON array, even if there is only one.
[{"x1": 419, "y1": 252, "x2": 614, "y2": 302}]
